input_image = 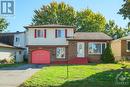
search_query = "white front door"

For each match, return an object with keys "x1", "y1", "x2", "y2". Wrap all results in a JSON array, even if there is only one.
[{"x1": 77, "y1": 42, "x2": 85, "y2": 57}]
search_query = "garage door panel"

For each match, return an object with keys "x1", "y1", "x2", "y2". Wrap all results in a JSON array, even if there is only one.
[{"x1": 32, "y1": 50, "x2": 50, "y2": 64}]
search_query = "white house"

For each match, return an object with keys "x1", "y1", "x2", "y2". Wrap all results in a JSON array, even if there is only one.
[{"x1": 0, "y1": 43, "x2": 24, "y2": 62}]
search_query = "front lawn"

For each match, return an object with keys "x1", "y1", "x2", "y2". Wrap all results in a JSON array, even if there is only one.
[{"x1": 21, "y1": 64, "x2": 130, "y2": 87}]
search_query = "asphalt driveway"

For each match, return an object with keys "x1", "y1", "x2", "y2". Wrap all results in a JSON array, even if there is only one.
[{"x1": 0, "y1": 64, "x2": 44, "y2": 87}]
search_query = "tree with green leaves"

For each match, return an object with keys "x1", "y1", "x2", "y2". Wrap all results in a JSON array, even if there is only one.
[
  {"x1": 101, "y1": 44, "x2": 115, "y2": 63},
  {"x1": 104, "y1": 20, "x2": 127, "y2": 39},
  {"x1": 32, "y1": 2, "x2": 76, "y2": 26},
  {"x1": 0, "y1": 17, "x2": 8, "y2": 32},
  {"x1": 118, "y1": 0, "x2": 130, "y2": 20},
  {"x1": 76, "y1": 9, "x2": 106, "y2": 32}
]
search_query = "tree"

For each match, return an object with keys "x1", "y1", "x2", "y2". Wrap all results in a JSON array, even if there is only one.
[
  {"x1": 101, "y1": 44, "x2": 115, "y2": 63},
  {"x1": 0, "y1": 17, "x2": 8, "y2": 32},
  {"x1": 76, "y1": 9, "x2": 106, "y2": 32},
  {"x1": 118, "y1": 0, "x2": 130, "y2": 20},
  {"x1": 104, "y1": 20, "x2": 127, "y2": 39},
  {"x1": 32, "y1": 2, "x2": 76, "y2": 26}
]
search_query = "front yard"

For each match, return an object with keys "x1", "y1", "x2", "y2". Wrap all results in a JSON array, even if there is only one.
[{"x1": 21, "y1": 63, "x2": 130, "y2": 87}]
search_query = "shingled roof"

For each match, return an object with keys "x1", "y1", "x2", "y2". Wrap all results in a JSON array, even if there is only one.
[
  {"x1": 24, "y1": 24, "x2": 76, "y2": 29},
  {"x1": 67, "y1": 32, "x2": 112, "y2": 40}
]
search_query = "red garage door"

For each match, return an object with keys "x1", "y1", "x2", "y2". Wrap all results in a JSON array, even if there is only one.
[{"x1": 32, "y1": 50, "x2": 50, "y2": 64}]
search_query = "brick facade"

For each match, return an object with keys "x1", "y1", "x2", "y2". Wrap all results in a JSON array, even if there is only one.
[
  {"x1": 28, "y1": 40, "x2": 110, "y2": 64},
  {"x1": 111, "y1": 40, "x2": 130, "y2": 61}
]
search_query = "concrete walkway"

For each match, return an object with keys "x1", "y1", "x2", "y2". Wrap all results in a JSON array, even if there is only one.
[{"x1": 0, "y1": 64, "x2": 44, "y2": 87}]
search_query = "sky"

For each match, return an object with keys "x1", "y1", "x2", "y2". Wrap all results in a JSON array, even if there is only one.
[{"x1": 1, "y1": 0, "x2": 129, "y2": 32}]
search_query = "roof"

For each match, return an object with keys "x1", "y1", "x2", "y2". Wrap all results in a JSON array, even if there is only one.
[
  {"x1": 120, "y1": 35, "x2": 130, "y2": 40},
  {"x1": 24, "y1": 24, "x2": 76, "y2": 29},
  {"x1": 0, "y1": 43, "x2": 24, "y2": 49},
  {"x1": 0, "y1": 31, "x2": 25, "y2": 35},
  {"x1": 112, "y1": 35, "x2": 130, "y2": 42},
  {"x1": 67, "y1": 32, "x2": 112, "y2": 40},
  {"x1": 0, "y1": 43, "x2": 14, "y2": 48}
]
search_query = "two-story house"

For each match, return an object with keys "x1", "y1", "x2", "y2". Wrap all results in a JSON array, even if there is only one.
[{"x1": 25, "y1": 24, "x2": 112, "y2": 64}]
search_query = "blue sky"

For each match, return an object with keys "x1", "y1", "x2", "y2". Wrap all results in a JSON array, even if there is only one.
[{"x1": 1, "y1": 0, "x2": 129, "y2": 32}]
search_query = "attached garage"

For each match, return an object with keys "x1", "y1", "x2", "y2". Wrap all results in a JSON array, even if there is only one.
[{"x1": 31, "y1": 50, "x2": 50, "y2": 64}]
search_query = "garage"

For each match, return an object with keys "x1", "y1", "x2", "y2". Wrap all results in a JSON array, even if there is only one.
[{"x1": 31, "y1": 50, "x2": 50, "y2": 64}]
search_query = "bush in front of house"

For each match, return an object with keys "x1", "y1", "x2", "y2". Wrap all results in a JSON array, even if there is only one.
[
  {"x1": 0, "y1": 58, "x2": 15, "y2": 64},
  {"x1": 101, "y1": 44, "x2": 115, "y2": 63}
]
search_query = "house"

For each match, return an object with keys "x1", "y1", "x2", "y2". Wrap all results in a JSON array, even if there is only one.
[
  {"x1": 0, "y1": 43, "x2": 24, "y2": 62},
  {"x1": 111, "y1": 36, "x2": 130, "y2": 61},
  {"x1": 0, "y1": 31, "x2": 27, "y2": 62},
  {"x1": 24, "y1": 24, "x2": 112, "y2": 64}
]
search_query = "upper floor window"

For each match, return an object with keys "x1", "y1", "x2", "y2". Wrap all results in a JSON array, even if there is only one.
[
  {"x1": 36, "y1": 30, "x2": 43, "y2": 38},
  {"x1": 35, "y1": 29, "x2": 46, "y2": 38},
  {"x1": 56, "y1": 30, "x2": 65, "y2": 38},
  {"x1": 88, "y1": 42, "x2": 106, "y2": 54},
  {"x1": 16, "y1": 37, "x2": 20, "y2": 42}
]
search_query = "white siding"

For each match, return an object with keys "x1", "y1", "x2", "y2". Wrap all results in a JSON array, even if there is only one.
[
  {"x1": 0, "y1": 48, "x2": 23, "y2": 62},
  {"x1": 14, "y1": 33, "x2": 26, "y2": 48},
  {"x1": 26, "y1": 28, "x2": 74, "y2": 45}
]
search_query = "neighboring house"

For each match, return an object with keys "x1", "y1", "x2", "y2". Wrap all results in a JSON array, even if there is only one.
[
  {"x1": 111, "y1": 36, "x2": 130, "y2": 61},
  {"x1": 0, "y1": 31, "x2": 26, "y2": 48},
  {"x1": 25, "y1": 24, "x2": 112, "y2": 64},
  {"x1": 0, "y1": 43, "x2": 24, "y2": 62},
  {"x1": 0, "y1": 31, "x2": 27, "y2": 62}
]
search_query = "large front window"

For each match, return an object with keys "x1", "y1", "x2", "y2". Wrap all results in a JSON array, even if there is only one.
[
  {"x1": 56, "y1": 47, "x2": 65, "y2": 58},
  {"x1": 88, "y1": 42, "x2": 106, "y2": 54},
  {"x1": 57, "y1": 30, "x2": 65, "y2": 38}
]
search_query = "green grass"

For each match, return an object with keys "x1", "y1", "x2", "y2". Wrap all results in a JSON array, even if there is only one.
[
  {"x1": 0, "y1": 63, "x2": 24, "y2": 68},
  {"x1": 21, "y1": 63, "x2": 130, "y2": 87}
]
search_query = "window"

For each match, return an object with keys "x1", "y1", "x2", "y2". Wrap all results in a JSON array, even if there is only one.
[
  {"x1": 36, "y1": 30, "x2": 43, "y2": 38},
  {"x1": 19, "y1": 51, "x2": 22, "y2": 54},
  {"x1": 35, "y1": 29, "x2": 47, "y2": 38},
  {"x1": 127, "y1": 41, "x2": 130, "y2": 51},
  {"x1": 88, "y1": 42, "x2": 106, "y2": 54},
  {"x1": 56, "y1": 47, "x2": 65, "y2": 58},
  {"x1": 16, "y1": 37, "x2": 20, "y2": 42},
  {"x1": 57, "y1": 30, "x2": 65, "y2": 38}
]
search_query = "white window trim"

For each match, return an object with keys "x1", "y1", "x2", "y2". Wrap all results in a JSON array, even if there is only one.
[
  {"x1": 88, "y1": 42, "x2": 106, "y2": 55},
  {"x1": 77, "y1": 42, "x2": 85, "y2": 57},
  {"x1": 56, "y1": 47, "x2": 66, "y2": 59},
  {"x1": 126, "y1": 40, "x2": 130, "y2": 52}
]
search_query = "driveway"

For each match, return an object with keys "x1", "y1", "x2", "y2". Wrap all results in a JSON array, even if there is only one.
[{"x1": 0, "y1": 64, "x2": 44, "y2": 87}]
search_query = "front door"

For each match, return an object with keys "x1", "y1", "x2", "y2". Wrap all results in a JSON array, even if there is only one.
[{"x1": 77, "y1": 42, "x2": 85, "y2": 57}]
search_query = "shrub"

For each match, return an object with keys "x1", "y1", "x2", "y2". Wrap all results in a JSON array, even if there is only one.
[{"x1": 101, "y1": 44, "x2": 115, "y2": 63}]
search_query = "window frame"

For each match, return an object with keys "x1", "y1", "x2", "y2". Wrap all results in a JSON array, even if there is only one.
[
  {"x1": 56, "y1": 47, "x2": 66, "y2": 59},
  {"x1": 36, "y1": 29, "x2": 44, "y2": 38},
  {"x1": 56, "y1": 29, "x2": 65, "y2": 38},
  {"x1": 126, "y1": 40, "x2": 130, "y2": 52},
  {"x1": 16, "y1": 37, "x2": 20, "y2": 42},
  {"x1": 88, "y1": 42, "x2": 106, "y2": 54}
]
